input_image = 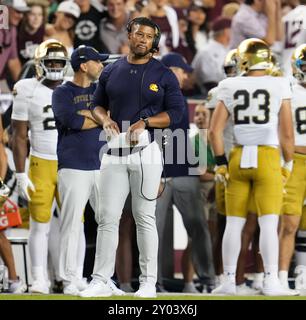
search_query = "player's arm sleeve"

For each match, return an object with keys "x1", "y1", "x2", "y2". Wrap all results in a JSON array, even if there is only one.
[
  {"x1": 162, "y1": 70, "x2": 185, "y2": 126},
  {"x1": 11, "y1": 82, "x2": 29, "y2": 121},
  {"x1": 52, "y1": 87, "x2": 84, "y2": 130},
  {"x1": 91, "y1": 65, "x2": 111, "y2": 111},
  {"x1": 217, "y1": 80, "x2": 232, "y2": 113}
]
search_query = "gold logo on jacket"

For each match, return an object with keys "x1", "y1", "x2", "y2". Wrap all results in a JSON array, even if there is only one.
[{"x1": 149, "y1": 83, "x2": 158, "y2": 92}]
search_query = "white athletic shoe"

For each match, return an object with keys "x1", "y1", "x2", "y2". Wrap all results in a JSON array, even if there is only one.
[
  {"x1": 295, "y1": 265, "x2": 306, "y2": 294},
  {"x1": 9, "y1": 278, "x2": 27, "y2": 294},
  {"x1": 236, "y1": 283, "x2": 260, "y2": 296},
  {"x1": 262, "y1": 278, "x2": 300, "y2": 296},
  {"x1": 79, "y1": 279, "x2": 112, "y2": 298},
  {"x1": 107, "y1": 279, "x2": 125, "y2": 296},
  {"x1": 211, "y1": 280, "x2": 236, "y2": 295},
  {"x1": 76, "y1": 278, "x2": 88, "y2": 291},
  {"x1": 30, "y1": 280, "x2": 50, "y2": 294},
  {"x1": 63, "y1": 283, "x2": 80, "y2": 295},
  {"x1": 251, "y1": 280, "x2": 263, "y2": 292},
  {"x1": 251, "y1": 273, "x2": 264, "y2": 292},
  {"x1": 134, "y1": 283, "x2": 157, "y2": 298}
]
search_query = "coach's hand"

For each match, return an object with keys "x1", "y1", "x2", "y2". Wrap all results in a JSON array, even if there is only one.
[
  {"x1": 102, "y1": 116, "x2": 120, "y2": 140},
  {"x1": 126, "y1": 120, "x2": 146, "y2": 146},
  {"x1": 214, "y1": 165, "x2": 229, "y2": 187},
  {"x1": 16, "y1": 173, "x2": 35, "y2": 201}
]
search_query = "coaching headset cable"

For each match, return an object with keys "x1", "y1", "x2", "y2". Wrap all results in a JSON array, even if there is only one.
[{"x1": 138, "y1": 61, "x2": 167, "y2": 201}]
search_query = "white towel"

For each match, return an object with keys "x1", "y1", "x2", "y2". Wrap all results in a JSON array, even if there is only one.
[
  {"x1": 107, "y1": 130, "x2": 150, "y2": 149},
  {"x1": 240, "y1": 145, "x2": 258, "y2": 168}
]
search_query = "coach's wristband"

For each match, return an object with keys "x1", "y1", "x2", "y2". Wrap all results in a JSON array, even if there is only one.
[{"x1": 215, "y1": 154, "x2": 228, "y2": 166}]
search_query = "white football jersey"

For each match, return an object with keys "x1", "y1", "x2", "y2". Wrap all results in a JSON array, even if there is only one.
[
  {"x1": 292, "y1": 83, "x2": 306, "y2": 146},
  {"x1": 207, "y1": 86, "x2": 234, "y2": 158},
  {"x1": 217, "y1": 76, "x2": 292, "y2": 146},
  {"x1": 282, "y1": 5, "x2": 306, "y2": 76},
  {"x1": 12, "y1": 78, "x2": 58, "y2": 160}
]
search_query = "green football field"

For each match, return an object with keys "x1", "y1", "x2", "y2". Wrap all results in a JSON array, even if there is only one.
[{"x1": 0, "y1": 294, "x2": 306, "y2": 300}]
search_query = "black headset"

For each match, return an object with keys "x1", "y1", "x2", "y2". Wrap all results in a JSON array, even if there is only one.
[{"x1": 126, "y1": 17, "x2": 161, "y2": 53}]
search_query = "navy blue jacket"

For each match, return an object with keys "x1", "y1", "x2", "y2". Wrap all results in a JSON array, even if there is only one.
[
  {"x1": 92, "y1": 57, "x2": 185, "y2": 133},
  {"x1": 52, "y1": 81, "x2": 105, "y2": 170}
]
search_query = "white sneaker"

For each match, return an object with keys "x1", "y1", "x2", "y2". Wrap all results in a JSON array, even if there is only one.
[
  {"x1": 76, "y1": 278, "x2": 88, "y2": 291},
  {"x1": 211, "y1": 280, "x2": 236, "y2": 295},
  {"x1": 63, "y1": 283, "x2": 80, "y2": 295},
  {"x1": 251, "y1": 273, "x2": 264, "y2": 292},
  {"x1": 134, "y1": 283, "x2": 157, "y2": 298},
  {"x1": 263, "y1": 278, "x2": 300, "y2": 296},
  {"x1": 295, "y1": 265, "x2": 306, "y2": 294},
  {"x1": 251, "y1": 280, "x2": 263, "y2": 292},
  {"x1": 107, "y1": 279, "x2": 125, "y2": 296},
  {"x1": 79, "y1": 279, "x2": 112, "y2": 298},
  {"x1": 30, "y1": 280, "x2": 50, "y2": 294},
  {"x1": 236, "y1": 283, "x2": 260, "y2": 295},
  {"x1": 9, "y1": 278, "x2": 27, "y2": 294}
]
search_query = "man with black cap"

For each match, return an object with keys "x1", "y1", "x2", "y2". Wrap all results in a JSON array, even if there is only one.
[
  {"x1": 156, "y1": 52, "x2": 215, "y2": 293},
  {"x1": 52, "y1": 45, "x2": 115, "y2": 295}
]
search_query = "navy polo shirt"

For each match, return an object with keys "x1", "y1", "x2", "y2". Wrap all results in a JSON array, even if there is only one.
[
  {"x1": 52, "y1": 81, "x2": 105, "y2": 170},
  {"x1": 92, "y1": 56, "x2": 185, "y2": 133}
]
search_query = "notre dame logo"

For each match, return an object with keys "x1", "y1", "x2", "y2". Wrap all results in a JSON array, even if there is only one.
[{"x1": 149, "y1": 83, "x2": 158, "y2": 92}]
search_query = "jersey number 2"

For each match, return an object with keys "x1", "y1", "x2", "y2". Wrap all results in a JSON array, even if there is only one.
[
  {"x1": 233, "y1": 90, "x2": 270, "y2": 125},
  {"x1": 43, "y1": 105, "x2": 56, "y2": 130}
]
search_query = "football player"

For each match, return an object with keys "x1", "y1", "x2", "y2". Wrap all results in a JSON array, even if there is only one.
[
  {"x1": 207, "y1": 49, "x2": 263, "y2": 295},
  {"x1": 11, "y1": 39, "x2": 86, "y2": 294},
  {"x1": 206, "y1": 49, "x2": 235, "y2": 288},
  {"x1": 279, "y1": 44, "x2": 306, "y2": 291},
  {"x1": 209, "y1": 38, "x2": 297, "y2": 296}
]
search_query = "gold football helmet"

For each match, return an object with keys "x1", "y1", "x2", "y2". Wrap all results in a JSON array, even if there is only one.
[
  {"x1": 236, "y1": 38, "x2": 272, "y2": 74},
  {"x1": 291, "y1": 44, "x2": 306, "y2": 83},
  {"x1": 266, "y1": 52, "x2": 283, "y2": 77},
  {"x1": 34, "y1": 39, "x2": 69, "y2": 80},
  {"x1": 223, "y1": 48, "x2": 238, "y2": 77}
]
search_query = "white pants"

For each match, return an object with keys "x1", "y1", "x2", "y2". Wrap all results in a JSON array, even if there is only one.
[
  {"x1": 58, "y1": 169, "x2": 100, "y2": 283},
  {"x1": 92, "y1": 141, "x2": 163, "y2": 285}
]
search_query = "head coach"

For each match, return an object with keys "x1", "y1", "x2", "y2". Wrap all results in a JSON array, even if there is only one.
[{"x1": 80, "y1": 17, "x2": 185, "y2": 298}]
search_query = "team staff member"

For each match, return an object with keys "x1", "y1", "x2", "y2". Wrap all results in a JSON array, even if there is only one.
[
  {"x1": 11, "y1": 39, "x2": 68, "y2": 294},
  {"x1": 209, "y1": 38, "x2": 296, "y2": 296},
  {"x1": 156, "y1": 52, "x2": 215, "y2": 293},
  {"x1": 52, "y1": 46, "x2": 109, "y2": 296},
  {"x1": 80, "y1": 17, "x2": 185, "y2": 298}
]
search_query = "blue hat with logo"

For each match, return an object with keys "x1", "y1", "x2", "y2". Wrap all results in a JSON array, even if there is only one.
[
  {"x1": 161, "y1": 52, "x2": 193, "y2": 73},
  {"x1": 71, "y1": 46, "x2": 109, "y2": 71}
]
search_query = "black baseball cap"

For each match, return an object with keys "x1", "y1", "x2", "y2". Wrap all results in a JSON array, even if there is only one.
[{"x1": 71, "y1": 46, "x2": 109, "y2": 71}]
